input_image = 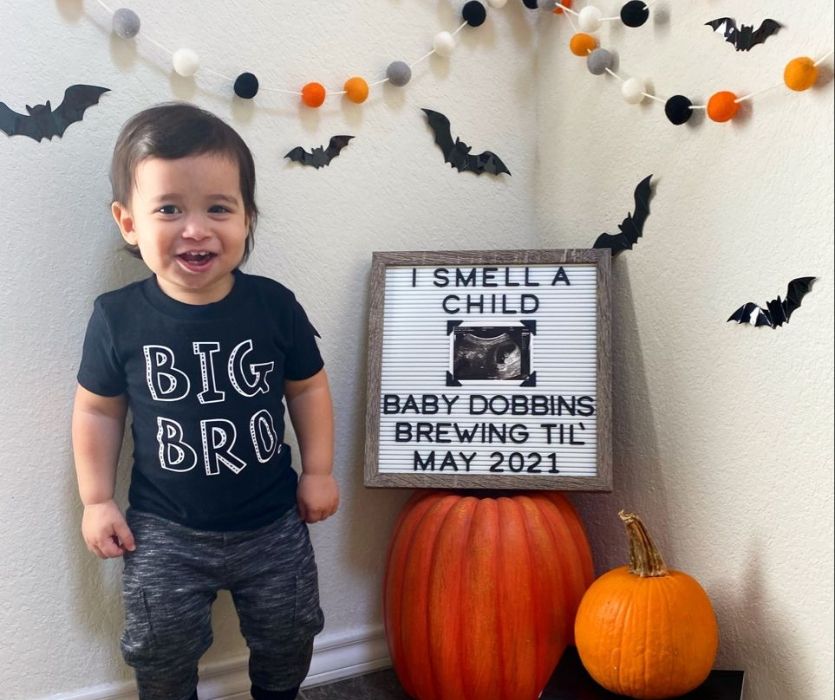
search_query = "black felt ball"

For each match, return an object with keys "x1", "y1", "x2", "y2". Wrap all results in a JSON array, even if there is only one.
[
  {"x1": 620, "y1": 0, "x2": 649, "y2": 27},
  {"x1": 664, "y1": 95, "x2": 693, "y2": 125},
  {"x1": 234, "y1": 72, "x2": 259, "y2": 99},
  {"x1": 523, "y1": 0, "x2": 538, "y2": 9},
  {"x1": 463, "y1": 1, "x2": 487, "y2": 26}
]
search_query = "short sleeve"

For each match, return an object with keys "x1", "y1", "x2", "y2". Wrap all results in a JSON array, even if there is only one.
[
  {"x1": 284, "y1": 296, "x2": 324, "y2": 381},
  {"x1": 76, "y1": 301, "x2": 127, "y2": 396}
]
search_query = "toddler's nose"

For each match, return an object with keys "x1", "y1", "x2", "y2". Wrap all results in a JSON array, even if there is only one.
[{"x1": 182, "y1": 216, "x2": 210, "y2": 239}]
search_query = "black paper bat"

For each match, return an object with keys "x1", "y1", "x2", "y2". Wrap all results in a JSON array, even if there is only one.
[
  {"x1": 705, "y1": 18, "x2": 782, "y2": 51},
  {"x1": 422, "y1": 108, "x2": 511, "y2": 176},
  {"x1": 728, "y1": 277, "x2": 816, "y2": 328},
  {"x1": 284, "y1": 135, "x2": 353, "y2": 169},
  {"x1": 593, "y1": 175, "x2": 653, "y2": 254},
  {"x1": 0, "y1": 85, "x2": 109, "y2": 141}
]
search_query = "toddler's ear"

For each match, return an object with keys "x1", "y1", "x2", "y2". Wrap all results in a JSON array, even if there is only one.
[{"x1": 111, "y1": 201, "x2": 136, "y2": 244}]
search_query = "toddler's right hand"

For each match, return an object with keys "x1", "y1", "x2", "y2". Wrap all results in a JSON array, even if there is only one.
[{"x1": 82, "y1": 500, "x2": 136, "y2": 558}]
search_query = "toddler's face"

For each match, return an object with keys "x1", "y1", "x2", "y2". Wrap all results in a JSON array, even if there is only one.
[{"x1": 112, "y1": 153, "x2": 249, "y2": 305}]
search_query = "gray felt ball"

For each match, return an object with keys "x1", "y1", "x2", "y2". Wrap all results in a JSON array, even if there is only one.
[
  {"x1": 587, "y1": 48, "x2": 614, "y2": 75},
  {"x1": 386, "y1": 61, "x2": 412, "y2": 87},
  {"x1": 113, "y1": 8, "x2": 141, "y2": 38}
]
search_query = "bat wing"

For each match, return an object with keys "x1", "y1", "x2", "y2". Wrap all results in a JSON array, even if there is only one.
[
  {"x1": 752, "y1": 19, "x2": 782, "y2": 44},
  {"x1": 285, "y1": 146, "x2": 312, "y2": 164},
  {"x1": 593, "y1": 175, "x2": 653, "y2": 253},
  {"x1": 422, "y1": 108, "x2": 456, "y2": 159},
  {"x1": 728, "y1": 302, "x2": 773, "y2": 327},
  {"x1": 728, "y1": 302, "x2": 757, "y2": 324},
  {"x1": 324, "y1": 135, "x2": 354, "y2": 162},
  {"x1": 705, "y1": 17, "x2": 737, "y2": 42},
  {"x1": 626, "y1": 174, "x2": 653, "y2": 233},
  {"x1": 52, "y1": 84, "x2": 110, "y2": 138},
  {"x1": 0, "y1": 101, "x2": 39, "y2": 139},
  {"x1": 594, "y1": 231, "x2": 632, "y2": 253},
  {"x1": 469, "y1": 150, "x2": 511, "y2": 176},
  {"x1": 781, "y1": 276, "x2": 815, "y2": 322}
]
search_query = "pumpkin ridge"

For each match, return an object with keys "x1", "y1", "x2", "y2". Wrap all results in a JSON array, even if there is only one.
[
  {"x1": 459, "y1": 497, "x2": 479, "y2": 700},
  {"x1": 461, "y1": 497, "x2": 497, "y2": 700},
  {"x1": 493, "y1": 497, "x2": 510, "y2": 698},
  {"x1": 513, "y1": 496, "x2": 544, "y2": 698},
  {"x1": 534, "y1": 495, "x2": 582, "y2": 638},
  {"x1": 616, "y1": 583, "x2": 636, "y2": 695},
  {"x1": 384, "y1": 492, "x2": 440, "y2": 696},
  {"x1": 518, "y1": 496, "x2": 547, "y2": 691},
  {"x1": 409, "y1": 494, "x2": 459, "y2": 700},
  {"x1": 426, "y1": 497, "x2": 476, "y2": 699},
  {"x1": 518, "y1": 495, "x2": 564, "y2": 694}
]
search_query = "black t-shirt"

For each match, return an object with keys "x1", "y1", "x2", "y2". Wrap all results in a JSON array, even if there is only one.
[{"x1": 77, "y1": 269, "x2": 324, "y2": 531}]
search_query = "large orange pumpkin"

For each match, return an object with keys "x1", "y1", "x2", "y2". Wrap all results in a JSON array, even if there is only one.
[
  {"x1": 384, "y1": 491, "x2": 594, "y2": 700},
  {"x1": 574, "y1": 511, "x2": 719, "y2": 699}
]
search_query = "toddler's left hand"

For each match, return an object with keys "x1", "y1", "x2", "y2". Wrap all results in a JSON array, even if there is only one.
[{"x1": 297, "y1": 473, "x2": 340, "y2": 523}]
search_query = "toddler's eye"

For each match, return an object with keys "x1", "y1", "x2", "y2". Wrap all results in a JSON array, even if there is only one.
[
  {"x1": 208, "y1": 205, "x2": 231, "y2": 214},
  {"x1": 157, "y1": 205, "x2": 180, "y2": 215}
]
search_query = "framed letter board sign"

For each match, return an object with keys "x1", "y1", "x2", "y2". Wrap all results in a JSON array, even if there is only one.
[{"x1": 364, "y1": 250, "x2": 611, "y2": 490}]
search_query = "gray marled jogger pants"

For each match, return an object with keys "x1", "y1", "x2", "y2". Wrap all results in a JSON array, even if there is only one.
[{"x1": 120, "y1": 508, "x2": 324, "y2": 700}]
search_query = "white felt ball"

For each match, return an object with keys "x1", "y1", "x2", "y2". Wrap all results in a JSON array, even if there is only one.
[
  {"x1": 487, "y1": 0, "x2": 507, "y2": 7},
  {"x1": 433, "y1": 32, "x2": 456, "y2": 57},
  {"x1": 621, "y1": 77, "x2": 645, "y2": 104},
  {"x1": 578, "y1": 6, "x2": 603, "y2": 32},
  {"x1": 113, "y1": 8, "x2": 140, "y2": 38},
  {"x1": 172, "y1": 49, "x2": 200, "y2": 77}
]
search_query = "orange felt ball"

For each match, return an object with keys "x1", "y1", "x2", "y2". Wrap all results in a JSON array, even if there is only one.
[
  {"x1": 570, "y1": 33, "x2": 597, "y2": 57},
  {"x1": 784, "y1": 57, "x2": 818, "y2": 91},
  {"x1": 555, "y1": 0, "x2": 572, "y2": 14},
  {"x1": 707, "y1": 91, "x2": 740, "y2": 122},
  {"x1": 343, "y1": 76, "x2": 369, "y2": 104},
  {"x1": 301, "y1": 82, "x2": 326, "y2": 108}
]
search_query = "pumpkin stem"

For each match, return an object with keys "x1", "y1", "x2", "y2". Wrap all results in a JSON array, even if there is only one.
[{"x1": 618, "y1": 510, "x2": 668, "y2": 577}]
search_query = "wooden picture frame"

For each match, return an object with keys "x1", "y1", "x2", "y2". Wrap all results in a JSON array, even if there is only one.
[{"x1": 364, "y1": 249, "x2": 612, "y2": 490}]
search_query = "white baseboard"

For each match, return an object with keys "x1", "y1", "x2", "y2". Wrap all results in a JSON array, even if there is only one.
[{"x1": 43, "y1": 627, "x2": 391, "y2": 700}]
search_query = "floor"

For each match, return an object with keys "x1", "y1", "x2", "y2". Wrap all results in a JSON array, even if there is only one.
[{"x1": 302, "y1": 669, "x2": 408, "y2": 699}]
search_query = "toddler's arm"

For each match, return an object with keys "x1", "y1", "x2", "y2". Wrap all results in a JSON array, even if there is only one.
[
  {"x1": 71, "y1": 384, "x2": 135, "y2": 558},
  {"x1": 285, "y1": 368, "x2": 339, "y2": 523}
]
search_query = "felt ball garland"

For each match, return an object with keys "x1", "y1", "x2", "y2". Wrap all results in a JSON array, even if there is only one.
[
  {"x1": 344, "y1": 77, "x2": 369, "y2": 103},
  {"x1": 112, "y1": 8, "x2": 140, "y2": 38},
  {"x1": 664, "y1": 95, "x2": 693, "y2": 125},
  {"x1": 433, "y1": 31, "x2": 457, "y2": 58},
  {"x1": 233, "y1": 72, "x2": 259, "y2": 99},
  {"x1": 587, "y1": 48, "x2": 614, "y2": 75},
  {"x1": 386, "y1": 61, "x2": 412, "y2": 87},
  {"x1": 619, "y1": 0, "x2": 648, "y2": 28},
  {"x1": 89, "y1": 0, "x2": 833, "y2": 123},
  {"x1": 555, "y1": 1, "x2": 834, "y2": 126},
  {"x1": 570, "y1": 33, "x2": 598, "y2": 56},
  {"x1": 784, "y1": 57, "x2": 819, "y2": 91},
  {"x1": 707, "y1": 92, "x2": 739, "y2": 123},
  {"x1": 462, "y1": 1, "x2": 487, "y2": 27},
  {"x1": 301, "y1": 82, "x2": 326, "y2": 108},
  {"x1": 172, "y1": 48, "x2": 199, "y2": 77}
]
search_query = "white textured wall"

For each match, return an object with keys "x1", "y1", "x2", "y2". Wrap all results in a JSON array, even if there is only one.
[
  {"x1": 536, "y1": 2, "x2": 834, "y2": 699},
  {"x1": 1, "y1": 1, "x2": 832, "y2": 699},
  {"x1": 0, "y1": 2, "x2": 538, "y2": 699}
]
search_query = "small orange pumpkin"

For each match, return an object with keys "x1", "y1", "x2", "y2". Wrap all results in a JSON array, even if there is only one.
[
  {"x1": 575, "y1": 511, "x2": 719, "y2": 699},
  {"x1": 384, "y1": 491, "x2": 594, "y2": 700}
]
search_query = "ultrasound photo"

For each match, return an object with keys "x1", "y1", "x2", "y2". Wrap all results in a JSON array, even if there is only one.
[{"x1": 452, "y1": 326, "x2": 531, "y2": 381}]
